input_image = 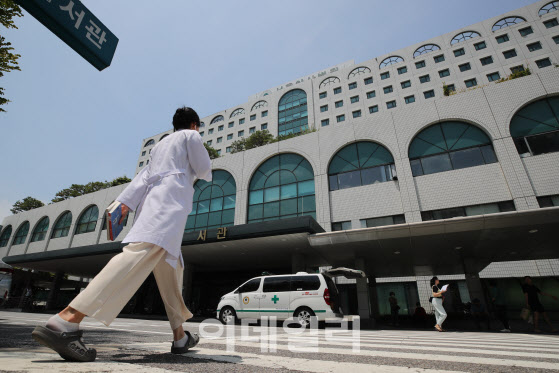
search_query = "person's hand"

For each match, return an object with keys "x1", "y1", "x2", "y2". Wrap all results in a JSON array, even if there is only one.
[
  {"x1": 441, "y1": 289, "x2": 447, "y2": 293},
  {"x1": 119, "y1": 204, "x2": 130, "y2": 224}
]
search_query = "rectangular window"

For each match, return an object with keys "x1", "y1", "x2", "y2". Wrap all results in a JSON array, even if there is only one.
[
  {"x1": 366, "y1": 90, "x2": 376, "y2": 99},
  {"x1": 439, "y1": 69, "x2": 450, "y2": 78},
  {"x1": 424, "y1": 90, "x2": 435, "y2": 99},
  {"x1": 348, "y1": 82, "x2": 357, "y2": 90},
  {"x1": 474, "y1": 41, "x2": 487, "y2": 51},
  {"x1": 386, "y1": 100, "x2": 397, "y2": 109},
  {"x1": 553, "y1": 35, "x2": 559, "y2": 44},
  {"x1": 397, "y1": 66, "x2": 407, "y2": 75},
  {"x1": 336, "y1": 114, "x2": 345, "y2": 123},
  {"x1": 334, "y1": 87, "x2": 342, "y2": 94},
  {"x1": 405, "y1": 95, "x2": 415, "y2": 104},
  {"x1": 527, "y1": 41, "x2": 542, "y2": 52},
  {"x1": 228, "y1": 121, "x2": 234, "y2": 128},
  {"x1": 218, "y1": 125, "x2": 224, "y2": 131},
  {"x1": 447, "y1": 84, "x2": 456, "y2": 92},
  {"x1": 459, "y1": 62, "x2": 471, "y2": 72},
  {"x1": 217, "y1": 149, "x2": 221, "y2": 156},
  {"x1": 261, "y1": 123, "x2": 267, "y2": 130},
  {"x1": 369, "y1": 105, "x2": 378, "y2": 114},
  {"x1": 249, "y1": 127, "x2": 256, "y2": 134},
  {"x1": 360, "y1": 215, "x2": 405, "y2": 228},
  {"x1": 321, "y1": 119, "x2": 330, "y2": 127},
  {"x1": 487, "y1": 72, "x2": 500, "y2": 82},
  {"x1": 383, "y1": 85, "x2": 393, "y2": 94},
  {"x1": 544, "y1": 18, "x2": 559, "y2": 28},
  {"x1": 519, "y1": 26, "x2": 533, "y2": 36},
  {"x1": 239, "y1": 118, "x2": 245, "y2": 124},
  {"x1": 262, "y1": 110, "x2": 268, "y2": 117},
  {"x1": 364, "y1": 77, "x2": 373, "y2": 85},
  {"x1": 434, "y1": 54, "x2": 445, "y2": 63},
  {"x1": 454, "y1": 48, "x2": 465, "y2": 57},
  {"x1": 381, "y1": 72, "x2": 390, "y2": 80},
  {"x1": 415, "y1": 60, "x2": 426, "y2": 69},
  {"x1": 503, "y1": 49, "x2": 517, "y2": 59},
  {"x1": 226, "y1": 146, "x2": 231, "y2": 153},
  {"x1": 537, "y1": 195, "x2": 559, "y2": 207},
  {"x1": 465, "y1": 78, "x2": 478, "y2": 88},
  {"x1": 480, "y1": 56, "x2": 493, "y2": 66},
  {"x1": 511, "y1": 65, "x2": 525, "y2": 73},
  {"x1": 401, "y1": 80, "x2": 411, "y2": 89},
  {"x1": 536, "y1": 58, "x2": 552, "y2": 68},
  {"x1": 350, "y1": 95, "x2": 359, "y2": 103},
  {"x1": 238, "y1": 130, "x2": 244, "y2": 137},
  {"x1": 250, "y1": 114, "x2": 256, "y2": 121},
  {"x1": 200, "y1": 132, "x2": 204, "y2": 137},
  {"x1": 419, "y1": 74, "x2": 430, "y2": 83},
  {"x1": 352, "y1": 110, "x2": 362, "y2": 118},
  {"x1": 332, "y1": 221, "x2": 351, "y2": 231},
  {"x1": 139, "y1": 161, "x2": 144, "y2": 167},
  {"x1": 496, "y1": 34, "x2": 509, "y2": 44},
  {"x1": 207, "y1": 140, "x2": 212, "y2": 146},
  {"x1": 209, "y1": 128, "x2": 214, "y2": 135},
  {"x1": 320, "y1": 105, "x2": 328, "y2": 112},
  {"x1": 217, "y1": 137, "x2": 222, "y2": 143},
  {"x1": 335, "y1": 100, "x2": 343, "y2": 108},
  {"x1": 141, "y1": 151, "x2": 146, "y2": 156},
  {"x1": 227, "y1": 134, "x2": 233, "y2": 140},
  {"x1": 319, "y1": 92, "x2": 327, "y2": 99}
]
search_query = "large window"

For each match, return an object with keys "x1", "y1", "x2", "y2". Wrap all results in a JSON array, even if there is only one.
[
  {"x1": 538, "y1": 194, "x2": 559, "y2": 207},
  {"x1": 421, "y1": 201, "x2": 515, "y2": 221},
  {"x1": 451, "y1": 31, "x2": 481, "y2": 45},
  {"x1": 278, "y1": 89, "x2": 308, "y2": 136},
  {"x1": 230, "y1": 108, "x2": 245, "y2": 118},
  {"x1": 379, "y1": 56, "x2": 404, "y2": 68},
  {"x1": 511, "y1": 97, "x2": 559, "y2": 157},
  {"x1": 185, "y1": 170, "x2": 236, "y2": 232},
  {"x1": 413, "y1": 44, "x2": 441, "y2": 57},
  {"x1": 211, "y1": 115, "x2": 224, "y2": 124},
  {"x1": 144, "y1": 139, "x2": 154, "y2": 147},
  {"x1": 51, "y1": 211, "x2": 72, "y2": 239},
  {"x1": 329, "y1": 142, "x2": 395, "y2": 191},
  {"x1": 409, "y1": 121, "x2": 497, "y2": 176},
  {"x1": 75, "y1": 205, "x2": 99, "y2": 234},
  {"x1": 540, "y1": 1, "x2": 559, "y2": 15},
  {"x1": 492, "y1": 17, "x2": 526, "y2": 31},
  {"x1": 12, "y1": 221, "x2": 30, "y2": 245},
  {"x1": 0, "y1": 226, "x2": 12, "y2": 247},
  {"x1": 248, "y1": 154, "x2": 315, "y2": 223},
  {"x1": 360, "y1": 214, "x2": 405, "y2": 228},
  {"x1": 251, "y1": 100, "x2": 268, "y2": 111},
  {"x1": 31, "y1": 216, "x2": 49, "y2": 242},
  {"x1": 348, "y1": 66, "x2": 371, "y2": 78},
  {"x1": 319, "y1": 76, "x2": 340, "y2": 89}
]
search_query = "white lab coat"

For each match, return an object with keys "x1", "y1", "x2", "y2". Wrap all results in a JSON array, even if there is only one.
[{"x1": 116, "y1": 129, "x2": 212, "y2": 268}]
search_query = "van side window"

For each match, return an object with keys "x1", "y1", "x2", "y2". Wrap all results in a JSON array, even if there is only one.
[
  {"x1": 291, "y1": 275, "x2": 321, "y2": 291},
  {"x1": 237, "y1": 278, "x2": 261, "y2": 293},
  {"x1": 263, "y1": 277, "x2": 291, "y2": 292}
]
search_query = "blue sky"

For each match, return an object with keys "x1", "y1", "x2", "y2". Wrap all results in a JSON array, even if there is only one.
[{"x1": 0, "y1": 0, "x2": 534, "y2": 220}]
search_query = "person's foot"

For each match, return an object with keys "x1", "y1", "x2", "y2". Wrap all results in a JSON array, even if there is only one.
[
  {"x1": 434, "y1": 325, "x2": 442, "y2": 332},
  {"x1": 32, "y1": 326, "x2": 96, "y2": 362},
  {"x1": 171, "y1": 331, "x2": 200, "y2": 354},
  {"x1": 500, "y1": 328, "x2": 511, "y2": 332}
]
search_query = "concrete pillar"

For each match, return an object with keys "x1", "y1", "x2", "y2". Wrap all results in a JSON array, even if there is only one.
[
  {"x1": 182, "y1": 263, "x2": 194, "y2": 307},
  {"x1": 463, "y1": 258, "x2": 488, "y2": 308},
  {"x1": 46, "y1": 271, "x2": 64, "y2": 310},
  {"x1": 355, "y1": 258, "x2": 374, "y2": 327},
  {"x1": 367, "y1": 276, "x2": 380, "y2": 319},
  {"x1": 291, "y1": 253, "x2": 306, "y2": 273}
]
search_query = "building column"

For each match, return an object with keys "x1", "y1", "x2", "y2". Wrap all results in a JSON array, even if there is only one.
[
  {"x1": 355, "y1": 257, "x2": 375, "y2": 328},
  {"x1": 182, "y1": 262, "x2": 194, "y2": 308},
  {"x1": 291, "y1": 253, "x2": 306, "y2": 273},
  {"x1": 463, "y1": 258, "x2": 488, "y2": 308},
  {"x1": 367, "y1": 275, "x2": 380, "y2": 320},
  {"x1": 46, "y1": 271, "x2": 64, "y2": 310}
]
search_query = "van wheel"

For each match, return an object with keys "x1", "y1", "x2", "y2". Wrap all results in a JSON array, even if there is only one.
[
  {"x1": 294, "y1": 307, "x2": 315, "y2": 328},
  {"x1": 219, "y1": 307, "x2": 237, "y2": 324}
]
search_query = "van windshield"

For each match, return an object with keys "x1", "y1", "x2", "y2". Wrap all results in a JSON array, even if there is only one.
[{"x1": 236, "y1": 278, "x2": 261, "y2": 293}]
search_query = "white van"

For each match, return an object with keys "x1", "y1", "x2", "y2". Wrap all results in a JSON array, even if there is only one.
[{"x1": 216, "y1": 268, "x2": 365, "y2": 326}]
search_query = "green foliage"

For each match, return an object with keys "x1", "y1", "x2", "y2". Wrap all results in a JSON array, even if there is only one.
[
  {"x1": 108, "y1": 175, "x2": 132, "y2": 187},
  {"x1": 245, "y1": 130, "x2": 275, "y2": 150},
  {"x1": 229, "y1": 138, "x2": 247, "y2": 154},
  {"x1": 273, "y1": 128, "x2": 316, "y2": 143},
  {"x1": 442, "y1": 82, "x2": 450, "y2": 97},
  {"x1": 204, "y1": 142, "x2": 220, "y2": 159},
  {"x1": 11, "y1": 196, "x2": 45, "y2": 214},
  {"x1": 495, "y1": 65, "x2": 532, "y2": 84},
  {"x1": 51, "y1": 176, "x2": 132, "y2": 203},
  {"x1": 0, "y1": 0, "x2": 23, "y2": 112}
]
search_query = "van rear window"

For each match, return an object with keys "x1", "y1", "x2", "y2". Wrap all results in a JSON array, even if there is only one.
[
  {"x1": 291, "y1": 275, "x2": 321, "y2": 291},
  {"x1": 263, "y1": 277, "x2": 291, "y2": 292}
]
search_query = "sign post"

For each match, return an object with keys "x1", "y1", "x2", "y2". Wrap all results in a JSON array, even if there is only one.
[{"x1": 15, "y1": 0, "x2": 118, "y2": 71}]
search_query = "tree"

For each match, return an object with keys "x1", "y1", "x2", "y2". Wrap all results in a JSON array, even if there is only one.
[
  {"x1": 11, "y1": 197, "x2": 44, "y2": 214},
  {"x1": 204, "y1": 143, "x2": 220, "y2": 159},
  {"x1": 51, "y1": 176, "x2": 133, "y2": 203},
  {"x1": 229, "y1": 138, "x2": 247, "y2": 154},
  {"x1": 0, "y1": 0, "x2": 23, "y2": 113},
  {"x1": 108, "y1": 175, "x2": 131, "y2": 186},
  {"x1": 245, "y1": 130, "x2": 274, "y2": 150}
]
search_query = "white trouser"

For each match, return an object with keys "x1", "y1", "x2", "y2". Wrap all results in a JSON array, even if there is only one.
[{"x1": 431, "y1": 297, "x2": 447, "y2": 326}]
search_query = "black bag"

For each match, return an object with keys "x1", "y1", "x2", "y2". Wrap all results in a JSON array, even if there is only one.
[{"x1": 428, "y1": 296, "x2": 433, "y2": 303}]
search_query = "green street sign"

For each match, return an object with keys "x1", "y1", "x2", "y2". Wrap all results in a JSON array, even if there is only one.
[{"x1": 15, "y1": 0, "x2": 118, "y2": 71}]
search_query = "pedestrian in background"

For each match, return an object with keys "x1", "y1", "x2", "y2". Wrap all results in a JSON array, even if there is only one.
[
  {"x1": 470, "y1": 298, "x2": 491, "y2": 331},
  {"x1": 489, "y1": 281, "x2": 510, "y2": 332},
  {"x1": 431, "y1": 276, "x2": 447, "y2": 332},
  {"x1": 522, "y1": 276, "x2": 558, "y2": 333},
  {"x1": 389, "y1": 292, "x2": 400, "y2": 326}
]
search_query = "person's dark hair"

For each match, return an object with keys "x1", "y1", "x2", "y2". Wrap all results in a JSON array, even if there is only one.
[
  {"x1": 389, "y1": 292, "x2": 395, "y2": 296},
  {"x1": 430, "y1": 276, "x2": 438, "y2": 286},
  {"x1": 524, "y1": 276, "x2": 531, "y2": 282},
  {"x1": 173, "y1": 106, "x2": 200, "y2": 132}
]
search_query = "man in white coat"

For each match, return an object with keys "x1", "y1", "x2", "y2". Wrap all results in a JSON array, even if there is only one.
[{"x1": 32, "y1": 107, "x2": 212, "y2": 362}]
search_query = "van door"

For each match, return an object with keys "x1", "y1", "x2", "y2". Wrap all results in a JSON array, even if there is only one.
[
  {"x1": 235, "y1": 278, "x2": 263, "y2": 320},
  {"x1": 261, "y1": 276, "x2": 292, "y2": 320}
]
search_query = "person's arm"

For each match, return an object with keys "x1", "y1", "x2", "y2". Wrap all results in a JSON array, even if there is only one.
[
  {"x1": 541, "y1": 291, "x2": 559, "y2": 301},
  {"x1": 524, "y1": 292, "x2": 529, "y2": 307},
  {"x1": 115, "y1": 166, "x2": 149, "y2": 214},
  {"x1": 186, "y1": 131, "x2": 212, "y2": 182}
]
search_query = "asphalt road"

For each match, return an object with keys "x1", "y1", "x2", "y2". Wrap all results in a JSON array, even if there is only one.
[{"x1": 1, "y1": 311, "x2": 559, "y2": 373}]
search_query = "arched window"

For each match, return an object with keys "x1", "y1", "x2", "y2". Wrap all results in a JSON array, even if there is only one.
[
  {"x1": 248, "y1": 154, "x2": 315, "y2": 223},
  {"x1": 144, "y1": 139, "x2": 155, "y2": 147},
  {"x1": 413, "y1": 44, "x2": 441, "y2": 57},
  {"x1": 348, "y1": 66, "x2": 371, "y2": 78},
  {"x1": 379, "y1": 56, "x2": 404, "y2": 68},
  {"x1": 160, "y1": 134, "x2": 169, "y2": 141},
  {"x1": 409, "y1": 121, "x2": 497, "y2": 176},
  {"x1": 185, "y1": 170, "x2": 236, "y2": 232},
  {"x1": 492, "y1": 17, "x2": 526, "y2": 31},
  {"x1": 12, "y1": 221, "x2": 30, "y2": 245},
  {"x1": 230, "y1": 108, "x2": 245, "y2": 118},
  {"x1": 31, "y1": 216, "x2": 49, "y2": 242},
  {"x1": 319, "y1": 76, "x2": 340, "y2": 89},
  {"x1": 51, "y1": 211, "x2": 72, "y2": 239},
  {"x1": 200, "y1": 122, "x2": 205, "y2": 128},
  {"x1": 211, "y1": 115, "x2": 224, "y2": 124},
  {"x1": 510, "y1": 97, "x2": 559, "y2": 157},
  {"x1": 328, "y1": 142, "x2": 395, "y2": 191},
  {"x1": 539, "y1": 1, "x2": 559, "y2": 15},
  {"x1": 278, "y1": 89, "x2": 308, "y2": 136},
  {"x1": 0, "y1": 226, "x2": 12, "y2": 247},
  {"x1": 451, "y1": 31, "x2": 481, "y2": 45},
  {"x1": 75, "y1": 205, "x2": 99, "y2": 234},
  {"x1": 251, "y1": 100, "x2": 268, "y2": 111}
]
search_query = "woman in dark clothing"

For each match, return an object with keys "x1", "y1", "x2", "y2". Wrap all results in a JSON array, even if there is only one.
[{"x1": 522, "y1": 276, "x2": 558, "y2": 333}]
